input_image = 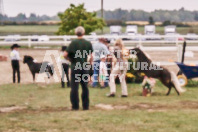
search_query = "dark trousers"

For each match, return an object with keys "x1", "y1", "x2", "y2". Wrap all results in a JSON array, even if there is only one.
[
  {"x1": 61, "y1": 63, "x2": 70, "y2": 88},
  {"x1": 70, "y1": 69, "x2": 89, "y2": 110},
  {"x1": 11, "y1": 60, "x2": 20, "y2": 83}
]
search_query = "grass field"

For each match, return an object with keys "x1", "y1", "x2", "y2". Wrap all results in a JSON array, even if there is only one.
[
  {"x1": 0, "y1": 25, "x2": 198, "y2": 35},
  {"x1": 0, "y1": 82, "x2": 198, "y2": 132}
]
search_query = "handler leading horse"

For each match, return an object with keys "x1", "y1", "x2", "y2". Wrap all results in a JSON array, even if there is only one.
[{"x1": 130, "y1": 48, "x2": 186, "y2": 95}]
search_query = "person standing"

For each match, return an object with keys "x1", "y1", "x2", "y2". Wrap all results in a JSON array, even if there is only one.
[
  {"x1": 107, "y1": 39, "x2": 128, "y2": 97},
  {"x1": 99, "y1": 55, "x2": 108, "y2": 88},
  {"x1": 59, "y1": 46, "x2": 70, "y2": 88},
  {"x1": 64, "y1": 26, "x2": 93, "y2": 110},
  {"x1": 92, "y1": 38, "x2": 110, "y2": 87},
  {"x1": 10, "y1": 44, "x2": 21, "y2": 83}
]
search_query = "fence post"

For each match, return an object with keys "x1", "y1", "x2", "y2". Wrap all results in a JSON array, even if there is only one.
[
  {"x1": 177, "y1": 44, "x2": 182, "y2": 62},
  {"x1": 175, "y1": 34, "x2": 179, "y2": 47},
  {"x1": 28, "y1": 36, "x2": 31, "y2": 48},
  {"x1": 64, "y1": 35, "x2": 67, "y2": 46},
  {"x1": 138, "y1": 34, "x2": 142, "y2": 46}
]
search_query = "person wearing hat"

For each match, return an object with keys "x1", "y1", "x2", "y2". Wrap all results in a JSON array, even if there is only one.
[
  {"x1": 99, "y1": 55, "x2": 108, "y2": 88},
  {"x1": 10, "y1": 44, "x2": 21, "y2": 83},
  {"x1": 92, "y1": 38, "x2": 110, "y2": 87},
  {"x1": 59, "y1": 46, "x2": 70, "y2": 88}
]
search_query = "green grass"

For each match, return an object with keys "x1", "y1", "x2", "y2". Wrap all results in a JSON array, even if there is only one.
[
  {"x1": 0, "y1": 82, "x2": 198, "y2": 132},
  {"x1": 0, "y1": 25, "x2": 198, "y2": 36},
  {"x1": 0, "y1": 25, "x2": 59, "y2": 35}
]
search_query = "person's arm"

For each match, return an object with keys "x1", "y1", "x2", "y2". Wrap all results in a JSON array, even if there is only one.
[
  {"x1": 16, "y1": 51, "x2": 21, "y2": 60},
  {"x1": 104, "y1": 45, "x2": 110, "y2": 55},
  {"x1": 64, "y1": 41, "x2": 73, "y2": 58},
  {"x1": 89, "y1": 42, "x2": 94, "y2": 64},
  {"x1": 63, "y1": 51, "x2": 68, "y2": 58}
]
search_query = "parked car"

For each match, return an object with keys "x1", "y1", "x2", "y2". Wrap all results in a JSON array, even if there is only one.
[
  {"x1": 144, "y1": 25, "x2": 161, "y2": 40},
  {"x1": 164, "y1": 25, "x2": 178, "y2": 41},
  {"x1": 31, "y1": 35, "x2": 39, "y2": 41},
  {"x1": 4, "y1": 35, "x2": 21, "y2": 42},
  {"x1": 185, "y1": 33, "x2": 198, "y2": 40},
  {"x1": 39, "y1": 35, "x2": 49, "y2": 41},
  {"x1": 86, "y1": 32, "x2": 98, "y2": 41},
  {"x1": 123, "y1": 25, "x2": 140, "y2": 40},
  {"x1": 110, "y1": 25, "x2": 122, "y2": 35}
]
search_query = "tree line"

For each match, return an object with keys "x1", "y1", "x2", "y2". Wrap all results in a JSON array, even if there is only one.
[
  {"x1": 0, "y1": 7, "x2": 198, "y2": 24},
  {"x1": 99, "y1": 7, "x2": 198, "y2": 22}
]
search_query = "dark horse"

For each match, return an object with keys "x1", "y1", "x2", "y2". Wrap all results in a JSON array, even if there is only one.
[
  {"x1": 130, "y1": 48, "x2": 185, "y2": 95},
  {"x1": 23, "y1": 55, "x2": 54, "y2": 82}
]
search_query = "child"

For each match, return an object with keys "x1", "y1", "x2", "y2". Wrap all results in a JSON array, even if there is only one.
[
  {"x1": 99, "y1": 55, "x2": 108, "y2": 88},
  {"x1": 142, "y1": 76, "x2": 156, "y2": 96},
  {"x1": 59, "y1": 46, "x2": 70, "y2": 88},
  {"x1": 10, "y1": 44, "x2": 21, "y2": 83}
]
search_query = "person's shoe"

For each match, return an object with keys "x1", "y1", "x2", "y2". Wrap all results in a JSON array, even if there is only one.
[
  {"x1": 121, "y1": 95, "x2": 128, "y2": 97},
  {"x1": 83, "y1": 108, "x2": 89, "y2": 110},
  {"x1": 71, "y1": 108, "x2": 79, "y2": 111},
  {"x1": 106, "y1": 93, "x2": 115, "y2": 97},
  {"x1": 100, "y1": 86, "x2": 106, "y2": 89}
]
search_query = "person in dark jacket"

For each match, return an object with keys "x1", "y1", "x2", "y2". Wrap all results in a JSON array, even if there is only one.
[
  {"x1": 10, "y1": 44, "x2": 21, "y2": 83},
  {"x1": 64, "y1": 26, "x2": 93, "y2": 110}
]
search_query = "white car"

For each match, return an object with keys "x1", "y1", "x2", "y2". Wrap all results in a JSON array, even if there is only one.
[
  {"x1": 86, "y1": 32, "x2": 98, "y2": 41},
  {"x1": 185, "y1": 33, "x2": 198, "y2": 40},
  {"x1": 4, "y1": 35, "x2": 21, "y2": 41},
  {"x1": 39, "y1": 35, "x2": 49, "y2": 41}
]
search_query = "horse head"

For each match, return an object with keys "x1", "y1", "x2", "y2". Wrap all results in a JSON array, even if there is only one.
[
  {"x1": 129, "y1": 48, "x2": 151, "y2": 62},
  {"x1": 23, "y1": 55, "x2": 34, "y2": 64}
]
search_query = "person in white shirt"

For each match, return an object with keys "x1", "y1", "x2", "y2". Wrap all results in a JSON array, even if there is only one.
[
  {"x1": 10, "y1": 44, "x2": 21, "y2": 83},
  {"x1": 99, "y1": 55, "x2": 108, "y2": 88},
  {"x1": 59, "y1": 46, "x2": 70, "y2": 88}
]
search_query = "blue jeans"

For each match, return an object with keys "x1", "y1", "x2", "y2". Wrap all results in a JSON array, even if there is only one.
[{"x1": 92, "y1": 60, "x2": 100, "y2": 87}]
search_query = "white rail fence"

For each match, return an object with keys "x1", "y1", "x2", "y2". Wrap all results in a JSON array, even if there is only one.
[
  {"x1": 0, "y1": 35, "x2": 198, "y2": 65},
  {"x1": 0, "y1": 35, "x2": 198, "y2": 47}
]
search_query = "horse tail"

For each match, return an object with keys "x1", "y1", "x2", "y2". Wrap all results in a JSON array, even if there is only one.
[{"x1": 170, "y1": 71, "x2": 186, "y2": 93}]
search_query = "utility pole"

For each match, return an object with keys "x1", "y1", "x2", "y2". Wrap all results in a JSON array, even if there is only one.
[
  {"x1": 101, "y1": 0, "x2": 103, "y2": 19},
  {"x1": 101, "y1": 0, "x2": 104, "y2": 33},
  {"x1": 0, "y1": 0, "x2": 4, "y2": 25}
]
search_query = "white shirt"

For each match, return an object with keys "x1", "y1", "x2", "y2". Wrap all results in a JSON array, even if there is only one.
[
  {"x1": 100, "y1": 61, "x2": 108, "y2": 76},
  {"x1": 10, "y1": 50, "x2": 20, "y2": 60},
  {"x1": 58, "y1": 52, "x2": 70, "y2": 64}
]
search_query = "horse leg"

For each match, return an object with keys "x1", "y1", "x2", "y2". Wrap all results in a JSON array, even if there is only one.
[
  {"x1": 159, "y1": 78, "x2": 172, "y2": 96},
  {"x1": 166, "y1": 86, "x2": 172, "y2": 96},
  {"x1": 46, "y1": 72, "x2": 50, "y2": 84},
  {"x1": 171, "y1": 82, "x2": 180, "y2": 95},
  {"x1": 46, "y1": 72, "x2": 50, "y2": 79},
  {"x1": 32, "y1": 73, "x2": 35, "y2": 82}
]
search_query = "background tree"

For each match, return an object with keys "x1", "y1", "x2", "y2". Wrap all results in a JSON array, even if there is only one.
[
  {"x1": 56, "y1": 4, "x2": 105, "y2": 35},
  {"x1": 194, "y1": 13, "x2": 198, "y2": 21},
  {"x1": 148, "y1": 16, "x2": 155, "y2": 25},
  {"x1": 162, "y1": 20, "x2": 172, "y2": 26}
]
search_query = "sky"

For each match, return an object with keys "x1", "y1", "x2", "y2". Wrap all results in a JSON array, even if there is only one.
[{"x1": 3, "y1": 0, "x2": 198, "y2": 16}]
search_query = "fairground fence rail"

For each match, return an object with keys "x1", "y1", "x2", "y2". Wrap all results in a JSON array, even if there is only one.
[{"x1": 0, "y1": 35, "x2": 198, "y2": 65}]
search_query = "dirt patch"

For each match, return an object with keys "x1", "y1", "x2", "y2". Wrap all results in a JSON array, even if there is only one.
[
  {"x1": 179, "y1": 101, "x2": 198, "y2": 109},
  {"x1": 1, "y1": 101, "x2": 198, "y2": 114},
  {"x1": 0, "y1": 106, "x2": 27, "y2": 113},
  {"x1": 95, "y1": 101, "x2": 198, "y2": 111}
]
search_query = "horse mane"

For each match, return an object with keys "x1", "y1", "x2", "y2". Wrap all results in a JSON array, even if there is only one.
[
  {"x1": 135, "y1": 48, "x2": 152, "y2": 63},
  {"x1": 24, "y1": 55, "x2": 34, "y2": 63}
]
